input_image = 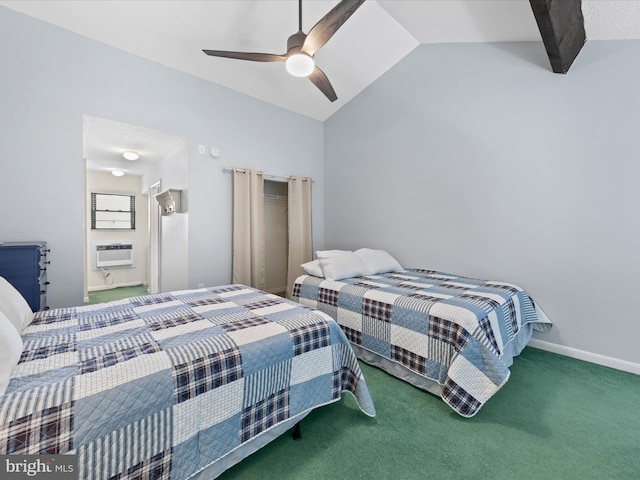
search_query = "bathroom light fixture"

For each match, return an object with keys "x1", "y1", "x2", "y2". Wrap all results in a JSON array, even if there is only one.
[
  {"x1": 285, "y1": 53, "x2": 314, "y2": 77},
  {"x1": 112, "y1": 169, "x2": 125, "y2": 177},
  {"x1": 122, "y1": 151, "x2": 139, "y2": 161}
]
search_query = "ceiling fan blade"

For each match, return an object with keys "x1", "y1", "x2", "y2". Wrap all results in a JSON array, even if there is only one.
[
  {"x1": 308, "y1": 66, "x2": 337, "y2": 102},
  {"x1": 203, "y1": 50, "x2": 286, "y2": 62},
  {"x1": 302, "y1": 0, "x2": 365, "y2": 56}
]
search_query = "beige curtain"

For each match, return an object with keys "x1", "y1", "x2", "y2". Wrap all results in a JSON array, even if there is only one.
[
  {"x1": 286, "y1": 176, "x2": 312, "y2": 298},
  {"x1": 232, "y1": 169, "x2": 266, "y2": 289}
]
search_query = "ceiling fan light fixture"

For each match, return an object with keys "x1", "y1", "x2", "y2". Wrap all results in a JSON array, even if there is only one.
[
  {"x1": 122, "y1": 150, "x2": 139, "y2": 161},
  {"x1": 286, "y1": 53, "x2": 314, "y2": 77},
  {"x1": 203, "y1": 0, "x2": 364, "y2": 101},
  {"x1": 112, "y1": 169, "x2": 125, "y2": 177}
]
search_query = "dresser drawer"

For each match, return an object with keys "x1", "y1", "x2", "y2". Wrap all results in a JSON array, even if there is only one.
[{"x1": 0, "y1": 241, "x2": 49, "y2": 312}]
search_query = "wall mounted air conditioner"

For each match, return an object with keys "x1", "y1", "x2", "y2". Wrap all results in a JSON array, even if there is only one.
[
  {"x1": 95, "y1": 243, "x2": 134, "y2": 268},
  {"x1": 155, "y1": 189, "x2": 182, "y2": 215}
]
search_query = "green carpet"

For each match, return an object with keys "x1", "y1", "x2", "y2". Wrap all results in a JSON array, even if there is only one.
[
  {"x1": 219, "y1": 347, "x2": 640, "y2": 480},
  {"x1": 86, "y1": 285, "x2": 148, "y2": 304}
]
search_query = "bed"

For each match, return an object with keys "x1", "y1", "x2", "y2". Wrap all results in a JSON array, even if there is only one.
[
  {"x1": 292, "y1": 249, "x2": 552, "y2": 418},
  {"x1": 0, "y1": 280, "x2": 375, "y2": 479}
]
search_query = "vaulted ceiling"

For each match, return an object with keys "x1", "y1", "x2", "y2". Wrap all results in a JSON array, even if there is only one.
[
  {"x1": 3, "y1": 1, "x2": 640, "y2": 175},
  {"x1": 3, "y1": 0, "x2": 640, "y2": 122}
]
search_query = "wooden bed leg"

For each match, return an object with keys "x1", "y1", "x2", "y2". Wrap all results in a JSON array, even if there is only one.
[{"x1": 293, "y1": 422, "x2": 302, "y2": 440}]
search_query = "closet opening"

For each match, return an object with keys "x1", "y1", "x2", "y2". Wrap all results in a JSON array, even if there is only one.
[{"x1": 264, "y1": 180, "x2": 288, "y2": 297}]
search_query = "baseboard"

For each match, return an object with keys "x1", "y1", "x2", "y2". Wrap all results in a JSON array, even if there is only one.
[
  {"x1": 528, "y1": 338, "x2": 640, "y2": 375},
  {"x1": 88, "y1": 282, "x2": 144, "y2": 292}
]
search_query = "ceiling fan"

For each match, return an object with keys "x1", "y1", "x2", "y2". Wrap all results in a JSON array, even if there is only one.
[{"x1": 203, "y1": 0, "x2": 365, "y2": 102}]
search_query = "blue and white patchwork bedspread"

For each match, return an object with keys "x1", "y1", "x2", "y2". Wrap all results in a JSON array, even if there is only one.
[
  {"x1": 293, "y1": 270, "x2": 551, "y2": 417},
  {"x1": 0, "y1": 285, "x2": 375, "y2": 479}
]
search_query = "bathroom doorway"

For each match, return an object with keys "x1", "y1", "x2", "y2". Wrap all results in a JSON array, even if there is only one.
[{"x1": 82, "y1": 115, "x2": 186, "y2": 302}]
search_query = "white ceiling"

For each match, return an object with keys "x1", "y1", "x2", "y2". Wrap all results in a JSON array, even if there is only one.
[
  {"x1": 3, "y1": 0, "x2": 640, "y2": 174},
  {"x1": 82, "y1": 115, "x2": 186, "y2": 176}
]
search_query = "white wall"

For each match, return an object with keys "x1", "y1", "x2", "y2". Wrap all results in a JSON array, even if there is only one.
[
  {"x1": 142, "y1": 140, "x2": 189, "y2": 293},
  {"x1": 324, "y1": 41, "x2": 640, "y2": 368},
  {"x1": 0, "y1": 6, "x2": 324, "y2": 308},
  {"x1": 85, "y1": 171, "x2": 148, "y2": 293}
]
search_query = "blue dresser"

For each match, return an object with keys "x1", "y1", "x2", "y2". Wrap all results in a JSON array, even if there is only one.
[{"x1": 0, "y1": 241, "x2": 49, "y2": 312}]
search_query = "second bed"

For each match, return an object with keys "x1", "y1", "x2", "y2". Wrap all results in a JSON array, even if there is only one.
[{"x1": 293, "y1": 264, "x2": 551, "y2": 417}]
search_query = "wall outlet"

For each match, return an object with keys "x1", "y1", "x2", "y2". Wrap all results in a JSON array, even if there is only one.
[{"x1": 198, "y1": 283, "x2": 204, "y2": 288}]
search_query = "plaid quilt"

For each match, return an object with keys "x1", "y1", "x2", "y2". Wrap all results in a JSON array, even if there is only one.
[
  {"x1": 0, "y1": 285, "x2": 375, "y2": 479},
  {"x1": 293, "y1": 269, "x2": 552, "y2": 417}
]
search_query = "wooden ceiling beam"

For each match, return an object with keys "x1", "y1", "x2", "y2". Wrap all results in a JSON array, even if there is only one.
[{"x1": 529, "y1": 0, "x2": 586, "y2": 74}]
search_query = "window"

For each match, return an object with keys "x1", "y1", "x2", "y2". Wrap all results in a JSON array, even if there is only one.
[{"x1": 91, "y1": 192, "x2": 136, "y2": 230}]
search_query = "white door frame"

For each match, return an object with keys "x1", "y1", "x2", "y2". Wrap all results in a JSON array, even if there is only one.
[{"x1": 148, "y1": 181, "x2": 161, "y2": 294}]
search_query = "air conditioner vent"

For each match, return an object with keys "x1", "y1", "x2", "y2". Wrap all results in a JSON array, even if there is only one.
[{"x1": 96, "y1": 243, "x2": 134, "y2": 268}]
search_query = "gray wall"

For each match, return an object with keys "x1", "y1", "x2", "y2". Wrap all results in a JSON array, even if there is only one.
[
  {"x1": 0, "y1": 6, "x2": 324, "y2": 308},
  {"x1": 324, "y1": 41, "x2": 640, "y2": 368}
]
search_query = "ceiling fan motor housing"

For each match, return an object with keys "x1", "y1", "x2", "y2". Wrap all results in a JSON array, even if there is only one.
[{"x1": 287, "y1": 32, "x2": 307, "y2": 55}]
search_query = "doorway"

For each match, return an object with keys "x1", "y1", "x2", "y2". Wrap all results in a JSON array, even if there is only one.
[
  {"x1": 82, "y1": 115, "x2": 187, "y2": 302},
  {"x1": 264, "y1": 180, "x2": 288, "y2": 296}
]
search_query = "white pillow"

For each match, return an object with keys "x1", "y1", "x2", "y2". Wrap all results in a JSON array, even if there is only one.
[
  {"x1": 315, "y1": 249, "x2": 352, "y2": 259},
  {"x1": 355, "y1": 248, "x2": 403, "y2": 275},
  {"x1": 0, "y1": 276, "x2": 35, "y2": 333},
  {"x1": 301, "y1": 260, "x2": 324, "y2": 277},
  {"x1": 319, "y1": 251, "x2": 370, "y2": 281},
  {"x1": 0, "y1": 310, "x2": 24, "y2": 395}
]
